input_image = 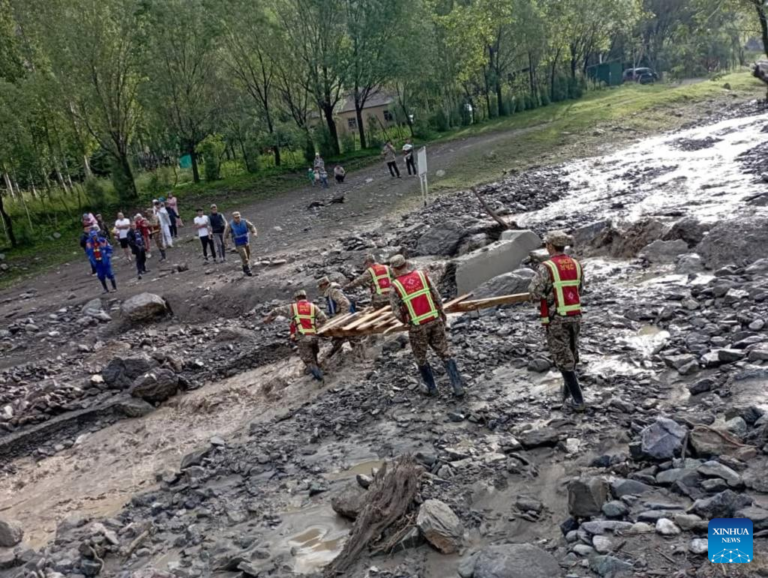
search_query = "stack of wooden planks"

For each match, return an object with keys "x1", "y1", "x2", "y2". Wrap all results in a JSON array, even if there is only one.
[{"x1": 318, "y1": 292, "x2": 530, "y2": 338}]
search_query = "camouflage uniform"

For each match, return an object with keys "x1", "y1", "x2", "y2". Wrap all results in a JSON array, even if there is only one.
[
  {"x1": 266, "y1": 303, "x2": 328, "y2": 369},
  {"x1": 148, "y1": 213, "x2": 166, "y2": 250},
  {"x1": 390, "y1": 270, "x2": 451, "y2": 365},
  {"x1": 346, "y1": 268, "x2": 390, "y2": 309},
  {"x1": 528, "y1": 253, "x2": 584, "y2": 372}
]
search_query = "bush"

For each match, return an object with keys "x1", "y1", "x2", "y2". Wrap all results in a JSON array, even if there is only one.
[
  {"x1": 197, "y1": 134, "x2": 226, "y2": 181},
  {"x1": 428, "y1": 109, "x2": 449, "y2": 132},
  {"x1": 84, "y1": 177, "x2": 108, "y2": 208},
  {"x1": 303, "y1": 137, "x2": 316, "y2": 164},
  {"x1": 340, "y1": 131, "x2": 356, "y2": 154},
  {"x1": 312, "y1": 126, "x2": 336, "y2": 159},
  {"x1": 144, "y1": 166, "x2": 174, "y2": 196}
]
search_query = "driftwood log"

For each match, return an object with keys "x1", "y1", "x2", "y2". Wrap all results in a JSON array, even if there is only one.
[{"x1": 323, "y1": 456, "x2": 423, "y2": 577}]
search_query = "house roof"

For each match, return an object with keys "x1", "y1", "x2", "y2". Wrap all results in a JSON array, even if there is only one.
[{"x1": 338, "y1": 91, "x2": 395, "y2": 114}]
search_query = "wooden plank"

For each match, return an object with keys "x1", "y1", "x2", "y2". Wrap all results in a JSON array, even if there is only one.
[
  {"x1": 355, "y1": 307, "x2": 395, "y2": 331},
  {"x1": 442, "y1": 293, "x2": 473, "y2": 313},
  {"x1": 452, "y1": 293, "x2": 530, "y2": 312},
  {"x1": 341, "y1": 307, "x2": 388, "y2": 331},
  {"x1": 318, "y1": 312, "x2": 358, "y2": 335}
]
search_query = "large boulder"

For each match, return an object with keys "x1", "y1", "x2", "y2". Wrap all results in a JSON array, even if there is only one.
[
  {"x1": 568, "y1": 477, "x2": 609, "y2": 518},
  {"x1": 609, "y1": 219, "x2": 668, "y2": 258},
  {"x1": 466, "y1": 543, "x2": 560, "y2": 578},
  {"x1": 416, "y1": 499, "x2": 463, "y2": 554},
  {"x1": 0, "y1": 518, "x2": 23, "y2": 547},
  {"x1": 415, "y1": 221, "x2": 466, "y2": 256},
  {"x1": 640, "y1": 417, "x2": 687, "y2": 460},
  {"x1": 102, "y1": 353, "x2": 158, "y2": 389},
  {"x1": 698, "y1": 217, "x2": 768, "y2": 268},
  {"x1": 130, "y1": 368, "x2": 180, "y2": 403},
  {"x1": 121, "y1": 293, "x2": 170, "y2": 322},
  {"x1": 690, "y1": 426, "x2": 744, "y2": 459},
  {"x1": 663, "y1": 217, "x2": 709, "y2": 248},
  {"x1": 472, "y1": 269, "x2": 535, "y2": 299},
  {"x1": 331, "y1": 482, "x2": 367, "y2": 521},
  {"x1": 572, "y1": 220, "x2": 612, "y2": 249},
  {"x1": 691, "y1": 490, "x2": 752, "y2": 519},
  {"x1": 640, "y1": 240, "x2": 688, "y2": 263}
]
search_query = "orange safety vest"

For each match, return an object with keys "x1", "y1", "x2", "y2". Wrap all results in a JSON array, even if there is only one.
[
  {"x1": 540, "y1": 254, "x2": 582, "y2": 325},
  {"x1": 368, "y1": 264, "x2": 392, "y2": 295},
  {"x1": 392, "y1": 270, "x2": 439, "y2": 326},
  {"x1": 290, "y1": 301, "x2": 318, "y2": 336}
]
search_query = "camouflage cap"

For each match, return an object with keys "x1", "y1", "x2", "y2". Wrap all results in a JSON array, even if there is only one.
[
  {"x1": 545, "y1": 230, "x2": 574, "y2": 247},
  {"x1": 364, "y1": 253, "x2": 376, "y2": 264},
  {"x1": 389, "y1": 254, "x2": 407, "y2": 269},
  {"x1": 294, "y1": 289, "x2": 307, "y2": 299},
  {"x1": 317, "y1": 276, "x2": 330, "y2": 287}
]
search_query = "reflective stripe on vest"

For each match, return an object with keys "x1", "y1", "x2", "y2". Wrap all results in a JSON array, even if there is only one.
[
  {"x1": 291, "y1": 301, "x2": 317, "y2": 335},
  {"x1": 231, "y1": 220, "x2": 249, "y2": 246},
  {"x1": 368, "y1": 264, "x2": 392, "y2": 295},
  {"x1": 392, "y1": 270, "x2": 439, "y2": 326},
  {"x1": 540, "y1": 255, "x2": 582, "y2": 323}
]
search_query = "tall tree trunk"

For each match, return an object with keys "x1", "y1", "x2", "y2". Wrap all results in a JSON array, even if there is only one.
[
  {"x1": 112, "y1": 151, "x2": 139, "y2": 201},
  {"x1": 551, "y1": 47, "x2": 561, "y2": 102},
  {"x1": 273, "y1": 141, "x2": 281, "y2": 166},
  {"x1": 321, "y1": 101, "x2": 340, "y2": 156},
  {"x1": 496, "y1": 71, "x2": 504, "y2": 117},
  {"x1": 528, "y1": 51, "x2": 537, "y2": 101},
  {"x1": 756, "y1": 4, "x2": 768, "y2": 59},
  {"x1": 189, "y1": 142, "x2": 200, "y2": 183},
  {"x1": 3, "y1": 171, "x2": 15, "y2": 199},
  {"x1": 83, "y1": 154, "x2": 93, "y2": 178},
  {"x1": 354, "y1": 84, "x2": 367, "y2": 149},
  {"x1": 0, "y1": 190, "x2": 16, "y2": 247}
]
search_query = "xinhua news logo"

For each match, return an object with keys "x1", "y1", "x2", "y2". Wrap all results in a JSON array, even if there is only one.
[{"x1": 708, "y1": 519, "x2": 753, "y2": 564}]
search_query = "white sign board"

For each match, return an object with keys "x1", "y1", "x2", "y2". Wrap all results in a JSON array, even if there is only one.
[{"x1": 417, "y1": 146, "x2": 428, "y2": 176}]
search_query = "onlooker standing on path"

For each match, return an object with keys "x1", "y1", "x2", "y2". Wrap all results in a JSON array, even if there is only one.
[
  {"x1": 95, "y1": 214, "x2": 111, "y2": 241},
  {"x1": 154, "y1": 200, "x2": 174, "y2": 248},
  {"x1": 166, "y1": 193, "x2": 183, "y2": 238},
  {"x1": 80, "y1": 230, "x2": 97, "y2": 276},
  {"x1": 193, "y1": 208, "x2": 215, "y2": 262},
  {"x1": 135, "y1": 213, "x2": 151, "y2": 258},
  {"x1": 318, "y1": 167, "x2": 329, "y2": 189},
  {"x1": 86, "y1": 229, "x2": 117, "y2": 294},
  {"x1": 313, "y1": 152, "x2": 325, "y2": 172},
  {"x1": 382, "y1": 141, "x2": 400, "y2": 178},
  {"x1": 82, "y1": 212, "x2": 97, "y2": 233},
  {"x1": 127, "y1": 221, "x2": 149, "y2": 279},
  {"x1": 208, "y1": 204, "x2": 228, "y2": 263},
  {"x1": 115, "y1": 212, "x2": 132, "y2": 262},
  {"x1": 148, "y1": 208, "x2": 168, "y2": 262},
  {"x1": 224, "y1": 211, "x2": 257, "y2": 276},
  {"x1": 403, "y1": 138, "x2": 416, "y2": 176},
  {"x1": 334, "y1": 165, "x2": 346, "y2": 184},
  {"x1": 307, "y1": 167, "x2": 316, "y2": 187}
]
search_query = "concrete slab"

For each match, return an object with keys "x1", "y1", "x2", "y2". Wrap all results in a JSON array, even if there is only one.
[{"x1": 455, "y1": 230, "x2": 542, "y2": 295}]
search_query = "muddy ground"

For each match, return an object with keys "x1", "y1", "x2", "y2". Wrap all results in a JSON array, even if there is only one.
[{"x1": 1, "y1": 96, "x2": 768, "y2": 578}]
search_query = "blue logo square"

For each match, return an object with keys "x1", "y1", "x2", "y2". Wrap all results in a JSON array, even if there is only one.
[{"x1": 708, "y1": 518, "x2": 753, "y2": 564}]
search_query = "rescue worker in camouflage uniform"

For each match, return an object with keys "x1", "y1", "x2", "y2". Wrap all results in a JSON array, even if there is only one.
[
  {"x1": 389, "y1": 255, "x2": 465, "y2": 397},
  {"x1": 318, "y1": 276, "x2": 363, "y2": 359},
  {"x1": 343, "y1": 254, "x2": 393, "y2": 309},
  {"x1": 147, "y1": 208, "x2": 168, "y2": 262},
  {"x1": 528, "y1": 230, "x2": 586, "y2": 412},
  {"x1": 263, "y1": 289, "x2": 327, "y2": 381}
]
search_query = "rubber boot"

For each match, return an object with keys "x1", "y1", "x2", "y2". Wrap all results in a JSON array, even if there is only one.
[
  {"x1": 444, "y1": 358, "x2": 465, "y2": 398},
  {"x1": 309, "y1": 365, "x2": 324, "y2": 382},
  {"x1": 243, "y1": 265, "x2": 253, "y2": 277},
  {"x1": 418, "y1": 363, "x2": 437, "y2": 396},
  {"x1": 560, "y1": 370, "x2": 571, "y2": 402},
  {"x1": 99, "y1": 278, "x2": 109, "y2": 294},
  {"x1": 563, "y1": 370, "x2": 585, "y2": 412}
]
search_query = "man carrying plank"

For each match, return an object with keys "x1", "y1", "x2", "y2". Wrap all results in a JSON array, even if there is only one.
[
  {"x1": 344, "y1": 254, "x2": 393, "y2": 309},
  {"x1": 528, "y1": 231, "x2": 586, "y2": 412},
  {"x1": 389, "y1": 254, "x2": 465, "y2": 398},
  {"x1": 318, "y1": 276, "x2": 364, "y2": 360},
  {"x1": 263, "y1": 289, "x2": 327, "y2": 382}
]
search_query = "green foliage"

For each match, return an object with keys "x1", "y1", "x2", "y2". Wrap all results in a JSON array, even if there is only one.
[
  {"x1": 303, "y1": 137, "x2": 316, "y2": 164},
  {"x1": 312, "y1": 126, "x2": 337, "y2": 159},
  {"x1": 340, "y1": 132, "x2": 356, "y2": 155},
  {"x1": 197, "y1": 135, "x2": 226, "y2": 182},
  {"x1": 84, "y1": 177, "x2": 108, "y2": 208},
  {"x1": 144, "y1": 167, "x2": 175, "y2": 196}
]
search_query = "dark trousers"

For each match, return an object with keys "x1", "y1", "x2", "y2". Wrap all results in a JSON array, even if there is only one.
[
  {"x1": 134, "y1": 249, "x2": 147, "y2": 274},
  {"x1": 335, "y1": 175, "x2": 345, "y2": 183},
  {"x1": 200, "y1": 235, "x2": 214, "y2": 259},
  {"x1": 406, "y1": 156, "x2": 416, "y2": 175},
  {"x1": 387, "y1": 161, "x2": 400, "y2": 178}
]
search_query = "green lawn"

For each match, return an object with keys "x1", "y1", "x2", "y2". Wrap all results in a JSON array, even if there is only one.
[{"x1": 0, "y1": 71, "x2": 763, "y2": 289}]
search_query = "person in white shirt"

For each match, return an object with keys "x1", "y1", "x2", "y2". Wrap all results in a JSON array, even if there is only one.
[
  {"x1": 193, "y1": 208, "x2": 214, "y2": 261},
  {"x1": 114, "y1": 212, "x2": 132, "y2": 261}
]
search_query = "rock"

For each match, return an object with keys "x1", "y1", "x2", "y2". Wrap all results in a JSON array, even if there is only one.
[
  {"x1": 663, "y1": 354, "x2": 698, "y2": 373},
  {"x1": 743, "y1": 469, "x2": 768, "y2": 494},
  {"x1": 568, "y1": 477, "x2": 609, "y2": 518},
  {"x1": 331, "y1": 482, "x2": 367, "y2": 521},
  {"x1": 735, "y1": 506, "x2": 768, "y2": 530},
  {"x1": 415, "y1": 221, "x2": 465, "y2": 257},
  {"x1": 718, "y1": 349, "x2": 745, "y2": 363},
  {"x1": 697, "y1": 461, "x2": 742, "y2": 488},
  {"x1": 102, "y1": 354, "x2": 158, "y2": 388},
  {"x1": 592, "y1": 535, "x2": 614, "y2": 554},
  {"x1": 698, "y1": 217, "x2": 768, "y2": 268},
  {"x1": 527, "y1": 358, "x2": 551, "y2": 373},
  {"x1": 518, "y1": 427, "x2": 560, "y2": 449},
  {"x1": 82, "y1": 299, "x2": 111, "y2": 322},
  {"x1": 690, "y1": 427, "x2": 743, "y2": 458},
  {"x1": 725, "y1": 417, "x2": 747, "y2": 437},
  {"x1": 215, "y1": 327, "x2": 256, "y2": 342},
  {"x1": 640, "y1": 417, "x2": 688, "y2": 460},
  {"x1": 748, "y1": 346, "x2": 768, "y2": 362},
  {"x1": 573, "y1": 220, "x2": 611, "y2": 248},
  {"x1": 641, "y1": 239, "x2": 688, "y2": 263},
  {"x1": 611, "y1": 478, "x2": 653, "y2": 497},
  {"x1": 581, "y1": 520, "x2": 634, "y2": 535},
  {"x1": 0, "y1": 550, "x2": 16, "y2": 570},
  {"x1": 655, "y1": 468, "x2": 700, "y2": 486},
  {"x1": 130, "y1": 369, "x2": 179, "y2": 403},
  {"x1": 589, "y1": 555, "x2": 633, "y2": 577},
  {"x1": 676, "y1": 253, "x2": 703, "y2": 274},
  {"x1": 689, "y1": 538, "x2": 708, "y2": 555},
  {"x1": 472, "y1": 269, "x2": 535, "y2": 300},
  {"x1": 469, "y1": 543, "x2": 560, "y2": 578},
  {"x1": 675, "y1": 513, "x2": 704, "y2": 531},
  {"x1": 688, "y1": 377, "x2": 715, "y2": 395},
  {"x1": 655, "y1": 518, "x2": 681, "y2": 536},
  {"x1": 115, "y1": 398, "x2": 155, "y2": 418},
  {"x1": 181, "y1": 445, "x2": 212, "y2": 469},
  {"x1": 416, "y1": 499, "x2": 463, "y2": 554},
  {"x1": 0, "y1": 518, "x2": 23, "y2": 547},
  {"x1": 121, "y1": 293, "x2": 170, "y2": 322},
  {"x1": 691, "y1": 490, "x2": 753, "y2": 519},
  {"x1": 664, "y1": 217, "x2": 708, "y2": 247},
  {"x1": 602, "y1": 501, "x2": 629, "y2": 519}
]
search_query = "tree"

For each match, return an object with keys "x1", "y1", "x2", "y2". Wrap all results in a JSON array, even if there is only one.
[
  {"x1": 141, "y1": 0, "x2": 222, "y2": 183},
  {"x1": 742, "y1": 0, "x2": 768, "y2": 58},
  {"x1": 276, "y1": 0, "x2": 349, "y2": 156}
]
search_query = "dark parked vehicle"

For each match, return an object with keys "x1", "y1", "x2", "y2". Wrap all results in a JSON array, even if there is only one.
[{"x1": 622, "y1": 67, "x2": 659, "y2": 84}]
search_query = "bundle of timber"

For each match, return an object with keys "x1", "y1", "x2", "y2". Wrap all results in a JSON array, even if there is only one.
[{"x1": 318, "y1": 293, "x2": 530, "y2": 338}]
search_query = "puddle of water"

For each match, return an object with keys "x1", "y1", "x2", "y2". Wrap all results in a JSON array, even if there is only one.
[
  {"x1": 620, "y1": 324, "x2": 671, "y2": 358},
  {"x1": 519, "y1": 113, "x2": 768, "y2": 227},
  {"x1": 328, "y1": 459, "x2": 384, "y2": 480}
]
